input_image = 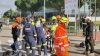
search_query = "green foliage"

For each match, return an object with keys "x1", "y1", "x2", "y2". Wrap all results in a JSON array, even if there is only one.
[
  {"x1": 87, "y1": 0, "x2": 100, "y2": 16},
  {"x1": 45, "y1": 0, "x2": 85, "y2": 14},
  {"x1": 15, "y1": 0, "x2": 42, "y2": 12},
  {"x1": 78, "y1": 0, "x2": 85, "y2": 8},
  {"x1": 45, "y1": 0, "x2": 64, "y2": 13},
  {"x1": 3, "y1": 9, "x2": 15, "y2": 18}
]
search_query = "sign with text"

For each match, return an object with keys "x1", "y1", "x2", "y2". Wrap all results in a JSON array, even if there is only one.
[{"x1": 65, "y1": 0, "x2": 78, "y2": 14}]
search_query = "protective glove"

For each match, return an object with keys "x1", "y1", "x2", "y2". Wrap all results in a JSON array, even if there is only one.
[
  {"x1": 87, "y1": 37, "x2": 90, "y2": 40},
  {"x1": 61, "y1": 47, "x2": 65, "y2": 52},
  {"x1": 17, "y1": 38, "x2": 20, "y2": 41}
]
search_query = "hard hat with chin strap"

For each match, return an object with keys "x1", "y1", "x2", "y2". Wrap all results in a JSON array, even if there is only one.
[
  {"x1": 52, "y1": 16, "x2": 56, "y2": 20},
  {"x1": 60, "y1": 17, "x2": 68, "y2": 23},
  {"x1": 42, "y1": 18, "x2": 46, "y2": 22},
  {"x1": 85, "y1": 17, "x2": 91, "y2": 20}
]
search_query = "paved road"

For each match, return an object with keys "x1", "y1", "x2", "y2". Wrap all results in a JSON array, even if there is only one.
[{"x1": 0, "y1": 25, "x2": 99, "y2": 56}]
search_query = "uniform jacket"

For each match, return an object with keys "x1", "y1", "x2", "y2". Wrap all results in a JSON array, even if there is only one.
[
  {"x1": 12, "y1": 22, "x2": 20, "y2": 36},
  {"x1": 35, "y1": 21, "x2": 45, "y2": 37},
  {"x1": 86, "y1": 22, "x2": 94, "y2": 38},
  {"x1": 22, "y1": 23, "x2": 37, "y2": 36}
]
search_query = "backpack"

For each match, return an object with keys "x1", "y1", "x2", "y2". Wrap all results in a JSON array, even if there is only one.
[{"x1": 80, "y1": 42, "x2": 85, "y2": 48}]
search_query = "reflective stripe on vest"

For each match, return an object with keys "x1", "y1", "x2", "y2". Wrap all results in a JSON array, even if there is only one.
[
  {"x1": 54, "y1": 44, "x2": 69, "y2": 48},
  {"x1": 64, "y1": 44, "x2": 69, "y2": 47},
  {"x1": 82, "y1": 23, "x2": 87, "y2": 24},
  {"x1": 56, "y1": 35, "x2": 67, "y2": 38},
  {"x1": 58, "y1": 42, "x2": 63, "y2": 45}
]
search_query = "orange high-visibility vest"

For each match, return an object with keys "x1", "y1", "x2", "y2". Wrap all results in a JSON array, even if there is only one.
[
  {"x1": 12, "y1": 22, "x2": 20, "y2": 28},
  {"x1": 54, "y1": 23, "x2": 69, "y2": 56}
]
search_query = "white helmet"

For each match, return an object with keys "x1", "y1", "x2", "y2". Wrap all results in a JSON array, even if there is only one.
[{"x1": 85, "y1": 17, "x2": 91, "y2": 20}]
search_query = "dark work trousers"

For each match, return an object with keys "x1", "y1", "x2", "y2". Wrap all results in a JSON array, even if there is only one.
[
  {"x1": 85, "y1": 37, "x2": 94, "y2": 53},
  {"x1": 25, "y1": 36, "x2": 36, "y2": 56},
  {"x1": 37, "y1": 36, "x2": 47, "y2": 55},
  {"x1": 83, "y1": 26, "x2": 86, "y2": 36},
  {"x1": 12, "y1": 34, "x2": 18, "y2": 42}
]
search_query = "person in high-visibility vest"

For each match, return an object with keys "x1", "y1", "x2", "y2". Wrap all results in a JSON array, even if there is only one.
[
  {"x1": 11, "y1": 15, "x2": 21, "y2": 53},
  {"x1": 54, "y1": 17, "x2": 70, "y2": 56},
  {"x1": 82, "y1": 16, "x2": 87, "y2": 36},
  {"x1": 51, "y1": 16, "x2": 56, "y2": 24},
  {"x1": 51, "y1": 15, "x2": 58, "y2": 53}
]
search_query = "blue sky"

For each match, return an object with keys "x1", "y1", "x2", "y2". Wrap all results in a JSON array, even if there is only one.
[{"x1": 0, "y1": 0, "x2": 16, "y2": 15}]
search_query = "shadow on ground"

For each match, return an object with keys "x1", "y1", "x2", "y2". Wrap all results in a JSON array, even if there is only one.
[
  {"x1": 94, "y1": 49, "x2": 100, "y2": 54},
  {"x1": 68, "y1": 50, "x2": 83, "y2": 55},
  {"x1": 0, "y1": 36, "x2": 12, "y2": 38},
  {"x1": 70, "y1": 40, "x2": 84, "y2": 42}
]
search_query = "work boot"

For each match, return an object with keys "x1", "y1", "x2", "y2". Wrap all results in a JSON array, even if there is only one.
[{"x1": 89, "y1": 53, "x2": 94, "y2": 56}]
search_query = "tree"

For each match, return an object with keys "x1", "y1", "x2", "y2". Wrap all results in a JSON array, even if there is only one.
[
  {"x1": 3, "y1": 9, "x2": 15, "y2": 19},
  {"x1": 15, "y1": 0, "x2": 42, "y2": 16},
  {"x1": 78, "y1": 0, "x2": 85, "y2": 8},
  {"x1": 87, "y1": 0, "x2": 100, "y2": 16},
  {"x1": 45, "y1": 0, "x2": 85, "y2": 14}
]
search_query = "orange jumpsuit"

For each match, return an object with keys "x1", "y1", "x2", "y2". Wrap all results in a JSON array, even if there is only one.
[{"x1": 54, "y1": 23, "x2": 70, "y2": 56}]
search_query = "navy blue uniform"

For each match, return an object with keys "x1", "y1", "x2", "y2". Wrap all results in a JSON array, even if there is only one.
[
  {"x1": 22, "y1": 23, "x2": 37, "y2": 56},
  {"x1": 35, "y1": 21, "x2": 47, "y2": 55}
]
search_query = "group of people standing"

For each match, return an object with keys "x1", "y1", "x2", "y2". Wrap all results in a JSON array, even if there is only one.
[
  {"x1": 11, "y1": 15, "x2": 47, "y2": 56},
  {"x1": 11, "y1": 14, "x2": 95, "y2": 56},
  {"x1": 11, "y1": 14, "x2": 71, "y2": 56}
]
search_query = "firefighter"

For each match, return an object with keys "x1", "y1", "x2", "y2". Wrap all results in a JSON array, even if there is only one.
[
  {"x1": 50, "y1": 16, "x2": 58, "y2": 53},
  {"x1": 12, "y1": 16, "x2": 21, "y2": 43},
  {"x1": 54, "y1": 17, "x2": 70, "y2": 56},
  {"x1": 84, "y1": 17, "x2": 94, "y2": 56},
  {"x1": 35, "y1": 18, "x2": 47, "y2": 56},
  {"x1": 52, "y1": 16, "x2": 56, "y2": 24},
  {"x1": 41, "y1": 17, "x2": 46, "y2": 28},
  {"x1": 30, "y1": 18, "x2": 35, "y2": 25},
  {"x1": 22, "y1": 19, "x2": 37, "y2": 56},
  {"x1": 82, "y1": 16, "x2": 87, "y2": 36}
]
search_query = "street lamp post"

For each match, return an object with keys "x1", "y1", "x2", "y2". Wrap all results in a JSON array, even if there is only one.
[
  {"x1": 89, "y1": 0, "x2": 91, "y2": 16},
  {"x1": 84, "y1": 0, "x2": 86, "y2": 16},
  {"x1": 95, "y1": 0, "x2": 97, "y2": 40},
  {"x1": 44, "y1": 0, "x2": 45, "y2": 18}
]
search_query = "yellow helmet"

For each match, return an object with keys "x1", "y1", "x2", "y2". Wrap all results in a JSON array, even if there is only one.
[
  {"x1": 60, "y1": 17, "x2": 68, "y2": 23},
  {"x1": 42, "y1": 18, "x2": 46, "y2": 22},
  {"x1": 52, "y1": 16, "x2": 56, "y2": 20}
]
